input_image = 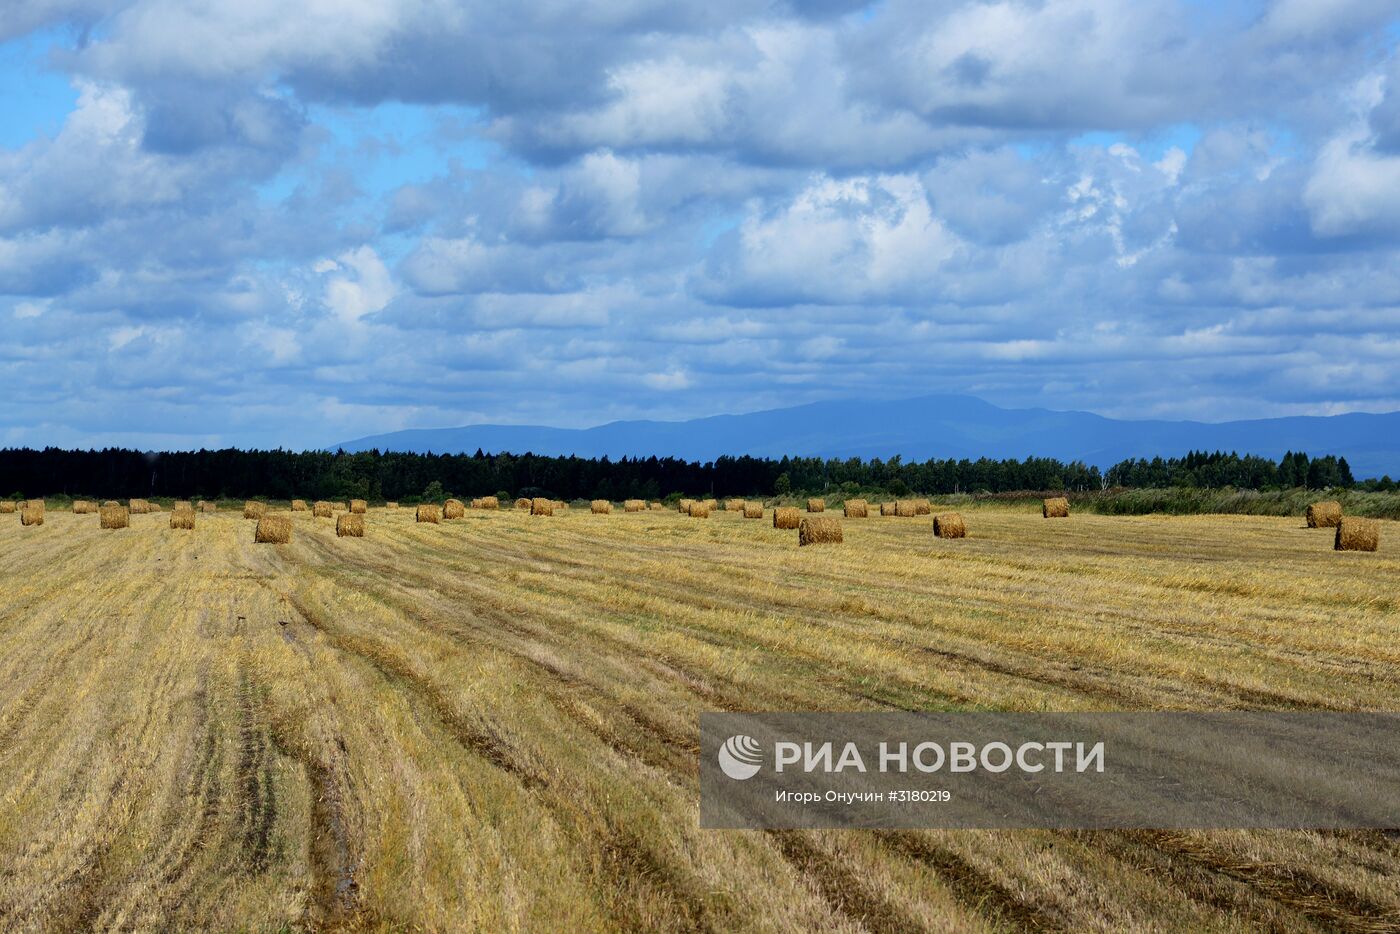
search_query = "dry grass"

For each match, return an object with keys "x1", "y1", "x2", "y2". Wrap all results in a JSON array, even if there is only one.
[
  {"x1": 1307, "y1": 500, "x2": 1342, "y2": 528},
  {"x1": 244, "y1": 501, "x2": 266, "y2": 520},
  {"x1": 772, "y1": 506, "x2": 800, "y2": 529},
  {"x1": 1335, "y1": 517, "x2": 1380, "y2": 552},
  {"x1": 169, "y1": 510, "x2": 195, "y2": 531},
  {"x1": 443, "y1": 500, "x2": 466, "y2": 520},
  {"x1": 416, "y1": 504, "x2": 441, "y2": 524},
  {"x1": 337, "y1": 514, "x2": 365, "y2": 538},
  {"x1": 1, "y1": 507, "x2": 1398, "y2": 932},
  {"x1": 313, "y1": 501, "x2": 334, "y2": 518},
  {"x1": 806, "y1": 498, "x2": 825, "y2": 513},
  {"x1": 844, "y1": 499, "x2": 868, "y2": 518},
  {"x1": 253, "y1": 514, "x2": 291, "y2": 544},
  {"x1": 933, "y1": 512, "x2": 966, "y2": 539},
  {"x1": 1043, "y1": 496, "x2": 1071, "y2": 518},
  {"x1": 531, "y1": 498, "x2": 554, "y2": 517},
  {"x1": 797, "y1": 515, "x2": 842, "y2": 545},
  {"x1": 590, "y1": 500, "x2": 612, "y2": 514},
  {"x1": 99, "y1": 504, "x2": 129, "y2": 530}
]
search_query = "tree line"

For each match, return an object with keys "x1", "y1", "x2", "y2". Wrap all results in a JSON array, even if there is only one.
[{"x1": 0, "y1": 445, "x2": 1375, "y2": 502}]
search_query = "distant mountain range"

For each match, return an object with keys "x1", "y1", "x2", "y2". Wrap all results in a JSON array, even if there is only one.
[{"x1": 334, "y1": 395, "x2": 1400, "y2": 478}]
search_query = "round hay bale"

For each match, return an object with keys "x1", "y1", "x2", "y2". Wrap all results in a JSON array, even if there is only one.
[
  {"x1": 72, "y1": 500, "x2": 97, "y2": 514},
  {"x1": 103, "y1": 500, "x2": 121, "y2": 508},
  {"x1": 531, "y1": 498, "x2": 554, "y2": 517},
  {"x1": 702, "y1": 499, "x2": 717, "y2": 511},
  {"x1": 879, "y1": 502, "x2": 896, "y2": 516},
  {"x1": 591, "y1": 500, "x2": 613, "y2": 514},
  {"x1": 0, "y1": 501, "x2": 16, "y2": 513},
  {"x1": 416, "y1": 504, "x2": 441, "y2": 524},
  {"x1": 169, "y1": 509, "x2": 195, "y2": 530},
  {"x1": 312, "y1": 501, "x2": 334, "y2": 518},
  {"x1": 1043, "y1": 496, "x2": 1070, "y2": 518},
  {"x1": 350, "y1": 499, "x2": 368, "y2": 514},
  {"x1": 20, "y1": 506, "x2": 44, "y2": 527},
  {"x1": 1307, "y1": 501, "x2": 1342, "y2": 529},
  {"x1": 895, "y1": 500, "x2": 916, "y2": 518},
  {"x1": 773, "y1": 506, "x2": 801, "y2": 529},
  {"x1": 99, "y1": 504, "x2": 129, "y2": 529},
  {"x1": 1335, "y1": 517, "x2": 1379, "y2": 552},
  {"x1": 743, "y1": 502, "x2": 763, "y2": 519},
  {"x1": 291, "y1": 499, "x2": 308, "y2": 511},
  {"x1": 688, "y1": 501, "x2": 711, "y2": 518},
  {"x1": 200, "y1": 501, "x2": 216, "y2": 513},
  {"x1": 624, "y1": 499, "x2": 645, "y2": 512},
  {"x1": 678, "y1": 498, "x2": 695, "y2": 514},
  {"x1": 386, "y1": 502, "x2": 399, "y2": 510},
  {"x1": 933, "y1": 513, "x2": 966, "y2": 539},
  {"x1": 478, "y1": 496, "x2": 499, "y2": 510},
  {"x1": 337, "y1": 513, "x2": 365, "y2": 538},
  {"x1": 807, "y1": 498, "x2": 825, "y2": 513},
  {"x1": 844, "y1": 499, "x2": 868, "y2": 518},
  {"x1": 470, "y1": 498, "x2": 482, "y2": 509},
  {"x1": 244, "y1": 501, "x2": 267, "y2": 520},
  {"x1": 725, "y1": 498, "x2": 745, "y2": 513},
  {"x1": 254, "y1": 515, "x2": 291, "y2": 544},
  {"x1": 649, "y1": 502, "x2": 665, "y2": 511},
  {"x1": 515, "y1": 497, "x2": 531, "y2": 510},
  {"x1": 173, "y1": 500, "x2": 193, "y2": 512},
  {"x1": 147, "y1": 501, "x2": 162, "y2": 513},
  {"x1": 443, "y1": 499, "x2": 466, "y2": 520},
  {"x1": 128, "y1": 498, "x2": 148, "y2": 514},
  {"x1": 798, "y1": 516, "x2": 842, "y2": 546},
  {"x1": 555, "y1": 500, "x2": 569, "y2": 511},
  {"x1": 913, "y1": 499, "x2": 931, "y2": 516}
]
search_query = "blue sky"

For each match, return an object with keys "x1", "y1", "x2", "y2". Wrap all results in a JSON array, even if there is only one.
[{"x1": 2, "y1": 0, "x2": 1400, "y2": 450}]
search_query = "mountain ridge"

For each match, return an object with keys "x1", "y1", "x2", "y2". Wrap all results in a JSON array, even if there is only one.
[{"x1": 333, "y1": 395, "x2": 1400, "y2": 478}]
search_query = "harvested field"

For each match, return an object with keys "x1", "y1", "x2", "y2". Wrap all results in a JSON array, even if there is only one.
[{"x1": 0, "y1": 507, "x2": 1397, "y2": 931}]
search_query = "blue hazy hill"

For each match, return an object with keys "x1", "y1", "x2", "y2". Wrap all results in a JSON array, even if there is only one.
[{"x1": 334, "y1": 395, "x2": 1400, "y2": 478}]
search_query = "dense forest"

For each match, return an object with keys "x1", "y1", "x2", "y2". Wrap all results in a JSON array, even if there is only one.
[{"x1": 0, "y1": 446, "x2": 1381, "y2": 502}]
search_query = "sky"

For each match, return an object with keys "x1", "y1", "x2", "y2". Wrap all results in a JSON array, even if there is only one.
[{"x1": 2, "y1": 0, "x2": 1400, "y2": 451}]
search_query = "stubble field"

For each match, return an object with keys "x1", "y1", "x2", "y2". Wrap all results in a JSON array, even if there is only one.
[{"x1": 1, "y1": 504, "x2": 1397, "y2": 932}]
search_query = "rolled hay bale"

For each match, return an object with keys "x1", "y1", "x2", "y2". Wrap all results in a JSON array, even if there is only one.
[
  {"x1": 350, "y1": 499, "x2": 367, "y2": 514},
  {"x1": 173, "y1": 500, "x2": 193, "y2": 512},
  {"x1": 879, "y1": 502, "x2": 896, "y2": 516},
  {"x1": 20, "y1": 506, "x2": 44, "y2": 527},
  {"x1": 515, "y1": 497, "x2": 531, "y2": 511},
  {"x1": 254, "y1": 515, "x2": 291, "y2": 544},
  {"x1": 743, "y1": 502, "x2": 763, "y2": 519},
  {"x1": 591, "y1": 500, "x2": 613, "y2": 514},
  {"x1": 72, "y1": 500, "x2": 97, "y2": 514},
  {"x1": 649, "y1": 502, "x2": 665, "y2": 510},
  {"x1": 678, "y1": 498, "x2": 695, "y2": 514},
  {"x1": 688, "y1": 501, "x2": 711, "y2": 518},
  {"x1": 244, "y1": 501, "x2": 266, "y2": 520},
  {"x1": 28, "y1": 498, "x2": 46, "y2": 512},
  {"x1": 913, "y1": 499, "x2": 931, "y2": 516},
  {"x1": 807, "y1": 498, "x2": 825, "y2": 513},
  {"x1": 798, "y1": 516, "x2": 842, "y2": 546},
  {"x1": 336, "y1": 513, "x2": 365, "y2": 538},
  {"x1": 99, "y1": 504, "x2": 129, "y2": 530},
  {"x1": 478, "y1": 496, "x2": 499, "y2": 510},
  {"x1": 470, "y1": 498, "x2": 483, "y2": 509},
  {"x1": 895, "y1": 500, "x2": 916, "y2": 518},
  {"x1": 531, "y1": 498, "x2": 554, "y2": 517},
  {"x1": 725, "y1": 498, "x2": 745, "y2": 513},
  {"x1": 773, "y1": 506, "x2": 801, "y2": 529},
  {"x1": 1307, "y1": 500, "x2": 1342, "y2": 529},
  {"x1": 200, "y1": 501, "x2": 216, "y2": 513},
  {"x1": 844, "y1": 499, "x2": 868, "y2": 518},
  {"x1": 1335, "y1": 518, "x2": 1380, "y2": 552},
  {"x1": 291, "y1": 499, "x2": 308, "y2": 511},
  {"x1": 0, "y1": 501, "x2": 16, "y2": 513},
  {"x1": 386, "y1": 502, "x2": 399, "y2": 510},
  {"x1": 933, "y1": 513, "x2": 966, "y2": 539},
  {"x1": 147, "y1": 502, "x2": 162, "y2": 513},
  {"x1": 555, "y1": 500, "x2": 570, "y2": 511},
  {"x1": 1043, "y1": 496, "x2": 1070, "y2": 518},
  {"x1": 312, "y1": 501, "x2": 334, "y2": 518},
  {"x1": 169, "y1": 509, "x2": 195, "y2": 531},
  {"x1": 624, "y1": 499, "x2": 645, "y2": 512},
  {"x1": 103, "y1": 500, "x2": 120, "y2": 508},
  {"x1": 416, "y1": 504, "x2": 441, "y2": 524},
  {"x1": 443, "y1": 499, "x2": 466, "y2": 520},
  {"x1": 128, "y1": 498, "x2": 149, "y2": 514}
]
